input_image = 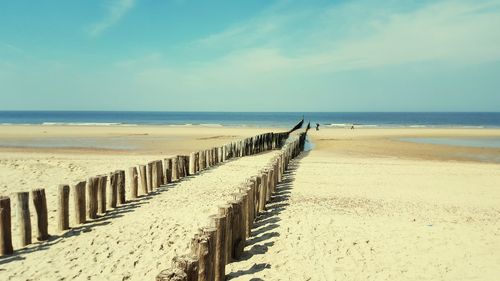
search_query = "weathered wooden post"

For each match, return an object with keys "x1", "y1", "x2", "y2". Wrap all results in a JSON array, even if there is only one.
[
  {"x1": 139, "y1": 165, "x2": 148, "y2": 195},
  {"x1": 202, "y1": 227, "x2": 217, "y2": 281},
  {"x1": 152, "y1": 161, "x2": 158, "y2": 189},
  {"x1": 189, "y1": 152, "x2": 196, "y2": 175},
  {"x1": 236, "y1": 192, "x2": 249, "y2": 241},
  {"x1": 97, "y1": 175, "x2": 107, "y2": 214},
  {"x1": 73, "y1": 181, "x2": 86, "y2": 224},
  {"x1": 210, "y1": 215, "x2": 226, "y2": 281},
  {"x1": 197, "y1": 151, "x2": 202, "y2": 171},
  {"x1": 197, "y1": 238, "x2": 210, "y2": 281},
  {"x1": 229, "y1": 198, "x2": 243, "y2": 260},
  {"x1": 31, "y1": 188, "x2": 49, "y2": 241},
  {"x1": 86, "y1": 177, "x2": 98, "y2": 219},
  {"x1": 172, "y1": 255, "x2": 198, "y2": 281},
  {"x1": 15, "y1": 192, "x2": 31, "y2": 246},
  {"x1": 239, "y1": 186, "x2": 252, "y2": 238},
  {"x1": 259, "y1": 173, "x2": 267, "y2": 213},
  {"x1": 129, "y1": 167, "x2": 138, "y2": 199},
  {"x1": 164, "y1": 158, "x2": 173, "y2": 183},
  {"x1": 0, "y1": 196, "x2": 13, "y2": 256},
  {"x1": 58, "y1": 184, "x2": 70, "y2": 231},
  {"x1": 182, "y1": 156, "x2": 188, "y2": 177},
  {"x1": 158, "y1": 160, "x2": 164, "y2": 185},
  {"x1": 147, "y1": 162, "x2": 153, "y2": 192},
  {"x1": 218, "y1": 204, "x2": 232, "y2": 264},
  {"x1": 107, "y1": 172, "x2": 117, "y2": 209},
  {"x1": 118, "y1": 170, "x2": 126, "y2": 204},
  {"x1": 194, "y1": 152, "x2": 199, "y2": 173},
  {"x1": 156, "y1": 269, "x2": 187, "y2": 281},
  {"x1": 171, "y1": 157, "x2": 179, "y2": 181},
  {"x1": 266, "y1": 169, "x2": 273, "y2": 202},
  {"x1": 157, "y1": 255, "x2": 198, "y2": 281}
]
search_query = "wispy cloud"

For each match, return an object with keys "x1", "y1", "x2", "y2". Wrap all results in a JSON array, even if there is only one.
[
  {"x1": 88, "y1": 0, "x2": 136, "y2": 36},
  {"x1": 189, "y1": 0, "x2": 500, "y2": 71},
  {"x1": 0, "y1": 41, "x2": 26, "y2": 55},
  {"x1": 109, "y1": 0, "x2": 500, "y2": 110}
]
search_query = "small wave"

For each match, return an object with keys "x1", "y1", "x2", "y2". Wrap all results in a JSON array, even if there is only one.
[
  {"x1": 355, "y1": 125, "x2": 378, "y2": 128},
  {"x1": 408, "y1": 125, "x2": 427, "y2": 128},
  {"x1": 168, "y1": 124, "x2": 193, "y2": 127},
  {"x1": 199, "y1": 123, "x2": 224, "y2": 127},
  {"x1": 42, "y1": 122, "x2": 122, "y2": 126},
  {"x1": 461, "y1": 125, "x2": 485, "y2": 129},
  {"x1": 325, "y1": 123, "x2": 349, "y2": 127}
]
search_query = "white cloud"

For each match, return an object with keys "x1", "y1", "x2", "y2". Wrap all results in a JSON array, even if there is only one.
[
  {"x1": 88, "y1": 0, "x2": 136, "y2": 36},
  {"x1": 106, "y1": 0, "x2": 500, "y2": 110}
]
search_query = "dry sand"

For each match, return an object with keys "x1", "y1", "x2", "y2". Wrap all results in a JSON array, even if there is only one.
[
  {"x1": 0, "y1": 125, "x2": 283, "y2": 280},
  {"x1": 227, "y1": 128, "x2": 500, "y2": 281},
  {"x1": 1, "y1": 126, "x2": 500, "y2": 280}
]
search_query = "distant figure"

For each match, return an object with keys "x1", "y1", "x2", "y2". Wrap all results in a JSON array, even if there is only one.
[
  {"x1": 316, "y1": 123, "x2": 320, "y2": 131},
  {"x1": 351, "y1": 125, "x2": 354, "y2": 130}
]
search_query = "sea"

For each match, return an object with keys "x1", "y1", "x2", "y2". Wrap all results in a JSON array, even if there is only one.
[{"x1": 0, "y1": 111, "x2": 499, "y2": 128}]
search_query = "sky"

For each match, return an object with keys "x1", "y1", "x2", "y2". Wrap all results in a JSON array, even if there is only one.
[{"x1": 1, "y1": 0, "x2": 500, "y2": 112}]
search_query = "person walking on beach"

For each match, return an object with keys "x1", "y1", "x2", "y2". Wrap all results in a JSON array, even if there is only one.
[{"x1": 316, "y1": 123, "x2": 320, "y2": 131}]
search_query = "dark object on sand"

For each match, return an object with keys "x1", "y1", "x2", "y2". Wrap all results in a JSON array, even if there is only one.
[
  {"x1": 351, "y1": 125, "x2": 354, "y2": 130},
  {"x1": 306, "y1": 122, "x2": 311, "y2": 132},
  {"x1": 288, "y1": 117, "x2": 304, "y2": 134},
  {"x1": 316, "y1": 123, "x2": 320, "y2": 131}
]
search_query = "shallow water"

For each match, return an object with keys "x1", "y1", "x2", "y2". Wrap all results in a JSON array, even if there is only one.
[
  {"x1": 399, "y1": 137, "x2": 500, "y2": 149},
  {"x1": 0, "y1": 137, "x2": 138, "y2": 150}
]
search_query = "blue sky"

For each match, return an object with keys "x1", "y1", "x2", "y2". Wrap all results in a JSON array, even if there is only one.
[{"x1": 1, "y1": 0, "x2": 499, "y2": 111}]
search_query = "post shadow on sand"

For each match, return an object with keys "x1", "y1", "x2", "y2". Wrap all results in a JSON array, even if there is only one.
[
  {"x1": 0, "y1": 150, "x2": 279, "y2": 264},
  {"x1": 0, "y1": 171, "x2": 194, "y2": 263},
  {"x1": 226, "y1": 151, "x2": 309, "y2": 280}
]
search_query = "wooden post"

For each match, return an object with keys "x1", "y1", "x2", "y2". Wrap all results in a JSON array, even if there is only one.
[
  {"x1": 203, "y1": 227, "x2": 217, "y2": 281},
  {"x1": 266, "y1": 169, "x2": 272, "y2": 202},
  {"x1": 31, "y1": 188, "x2": 49, "y2": 241},
  {"x1": 218, "y1": 204, "x2": 232, "y2": 264},
  {"x1": 118, "y1": 170, "x2": 126, "y2": 204},
  {"x1": 97, "y1": 175, "x2": 107, "y2": 214},
  {"x1": 58, "y1": 184, "x2": 70, "y2": 232},
  {"x1": 189, "y1": 152, "x2": 196, "y2": 175},
  {"x1": 152, "y1": 161, "x2": 158, "y2": 189},
  {"x1": 198, "y1": 238, "x2": 210, "y2": 281},
  {"x1": 129, "y1": 167, "x2": 138, "y2": 199},
  {"x1": 139, "y1": 165, "x2": 148, "y2": 195},
  {"x1": 211, "y1": 215, "x2": 226, "y2": 281},
  {"x1": 15, "y1": 192, "x2": 31, "y2": 246},
  {"x1": 73, "y1": 181, "x2": 86, "y2": 224},
  {"x1": 156, "y1": 269, "x2": 187, "y2": 281},
  {"x1": 229, "y1": 199, "x2": 243, "y2": 260},
  {"x1": 0, "y1": 196, "x2": 13, "y2": 256},
  {"x1": 194, "y1": 152, "x2": 199, "y2": 173},
  {"x1": 258, "y1": 173, "x2": 267, "y2": 213},
  {"x1": 147, "y1": 162, "x2": 153, "y2": 192},
  {"x1": 86, "y1": 177, "x2": 98, "y2": 219},
  {"x1": 165, "y1": 158, "x2": 173, "y2": 183},
  {"x1": 172, "y1": 157, "x2": 179, "y2": 181},
  {"x1": 107, "y1": 172, "x2": 117, "y2": 208},
  {"x1": 204, "y1": 150, "x2": 209, "y2": 169},
  {"x1": 182, "y1": 156, "x2": 189, "y2": 178},
  {"x1": 171, "y1": 255, "x2": 198, "y2": 281},
  {"x1": 157, "y1": 255, "x2": 199, "y2": 281},
  {"x1": 239, "y1": 186, "x2": 252, "y2": 238},
  {"x1": 236, "y1": 192, "x2": 248, "y2": 241},
  {"x1": 158, "y1": 160, "x2": 164, "y2": 185}
]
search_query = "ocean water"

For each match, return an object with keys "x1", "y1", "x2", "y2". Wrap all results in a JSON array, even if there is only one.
[{"x1": 0, "y1": 111, "x2": 499, "y2": 128}]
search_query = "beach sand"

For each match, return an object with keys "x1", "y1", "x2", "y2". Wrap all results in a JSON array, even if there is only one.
[
  {"x1": 1, "y1": 126, "x2": 500, "y2": 280},
  {"x1": 227, "y1": 128, "x2": 500, "y2": 280}
]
